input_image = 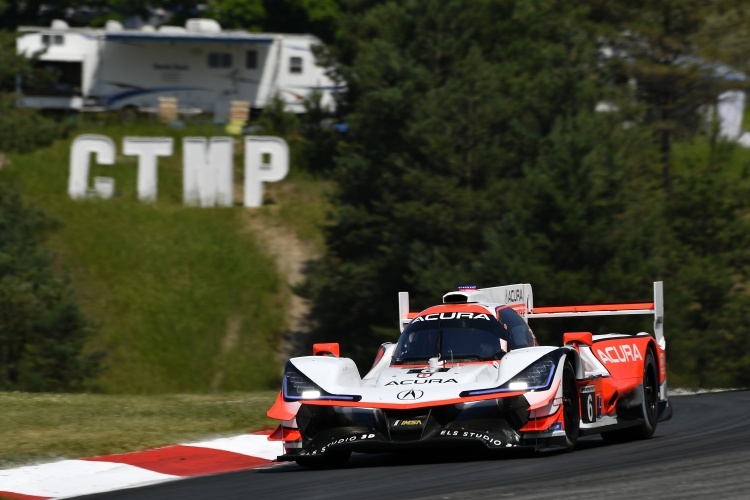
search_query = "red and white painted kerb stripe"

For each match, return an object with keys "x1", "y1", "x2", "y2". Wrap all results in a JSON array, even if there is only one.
[{"x1": 0, "y1": 432, "x2": 280, "y2": 500}]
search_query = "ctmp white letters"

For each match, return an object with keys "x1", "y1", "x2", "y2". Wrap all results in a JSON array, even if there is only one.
[{"x1": 68, "y1": 134, "x2": 289, "y2": 207}]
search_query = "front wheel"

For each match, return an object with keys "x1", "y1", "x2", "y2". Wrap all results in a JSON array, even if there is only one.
[{"x1": 562, "y1": 360, "x2": 580, "y2": 450}]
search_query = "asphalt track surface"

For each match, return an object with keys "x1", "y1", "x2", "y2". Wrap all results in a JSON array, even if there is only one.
[{"x1": 78, "y1": 390, "x2": 750, "y2": 500}]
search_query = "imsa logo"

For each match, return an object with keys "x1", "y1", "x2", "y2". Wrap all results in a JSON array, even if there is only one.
[
  {"x1": 393, "y1": 419, "x2": 423, "y2": 426},
  {"x1": 597, "y1": 344, "x2": 643, "y2": 364}
]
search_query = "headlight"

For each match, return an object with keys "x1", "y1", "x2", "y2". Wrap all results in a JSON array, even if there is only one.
[
  {"x1": 460, "y1": 354, "x2": 557, "y2": 397},
  {"x1": 505, "y1": 356, "x2": 556, "y2": 391},
  {"x1": 282, "y1": 361, "x2": 362, "y2": 402},
  {"x1": 283, "y1": 362, "x2": 324, "y2": 400}
]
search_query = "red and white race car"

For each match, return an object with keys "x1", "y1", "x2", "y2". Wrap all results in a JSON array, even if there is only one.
[{"x1": 267, "y1": 282, "x2": 672, "y2": 467}]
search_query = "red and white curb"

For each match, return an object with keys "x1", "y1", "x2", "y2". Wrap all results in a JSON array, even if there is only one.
[{"x1": 0, "y1": 432, "x2": 281, "y2": 499}]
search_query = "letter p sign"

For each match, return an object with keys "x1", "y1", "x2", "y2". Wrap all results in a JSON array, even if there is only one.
[{"x1": 244, "y1": 136, "x2": 289, "y2": 207}]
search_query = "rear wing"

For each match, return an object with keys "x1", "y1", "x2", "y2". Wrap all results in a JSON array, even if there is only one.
[
  {"x1": 528, "y1": 281, "x2": 664, "y2": 348},
  {"x1": 398, "y1": 281, "x2": 665, "y2": 348}
]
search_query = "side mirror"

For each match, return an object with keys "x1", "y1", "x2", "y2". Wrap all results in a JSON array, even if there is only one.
[
  {"x1": 563, "y1": 331, "x2": 593, "y2": 347},
  {"x1": 313, "y1": 342, "x2": 340, "y2": 357}
]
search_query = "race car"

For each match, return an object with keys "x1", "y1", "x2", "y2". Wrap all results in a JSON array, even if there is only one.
[{"x1": 267, "y1": 282, "x2": 672, "y2": 467}]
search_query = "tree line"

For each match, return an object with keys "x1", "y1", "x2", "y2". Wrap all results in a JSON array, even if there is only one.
[
  {"x1": 301, "y1": 0, "x2": 750, "y2": 388},
  {"x1": 2, "y1": 0, "x2": 750, "y2": 390}
]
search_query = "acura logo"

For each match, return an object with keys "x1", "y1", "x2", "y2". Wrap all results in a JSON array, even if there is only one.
[{"x1": 397, "y1": 389, "x2": 424, "y2": 400}]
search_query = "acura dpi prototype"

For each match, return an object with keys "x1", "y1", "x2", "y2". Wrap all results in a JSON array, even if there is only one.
[{"x1": 267, "y1": 282, "x2": 672, "y2": 467}]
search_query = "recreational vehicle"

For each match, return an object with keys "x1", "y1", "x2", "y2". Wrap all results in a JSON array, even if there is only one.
[{"x1": 16, "y1": 19, "x2": 338, "y2": 118}]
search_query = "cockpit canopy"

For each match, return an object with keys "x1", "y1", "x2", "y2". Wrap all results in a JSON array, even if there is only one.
[{"x1": 393, "y1": 309, "x2": 535, "y2": 365}]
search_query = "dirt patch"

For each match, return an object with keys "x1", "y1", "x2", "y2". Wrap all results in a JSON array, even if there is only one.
[
  {"x1": 210, "y1": 315, "x2": 241, "y2": 391},
  {"x1": 242, "y1": 211, "x2": 319, "y2": 361}
]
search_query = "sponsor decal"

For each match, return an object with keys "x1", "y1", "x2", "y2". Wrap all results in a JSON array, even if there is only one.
[
  {"x1": 548, "y1": 422, "x2": 563, "y2": 431},
  {"x1": 505, "y1": 288, "x2": 524, "y2": 303},
  {"x1": 412, "y1": 312, "x2": 491, "y2": 322},
  {"x1": 596, "y1": 344, "x2": 643, "y2": 364},
  {"x1": 312, "y1": 433, "x2": 376, "y2": 455},
  {"x1": 393, "y1": 419, "x2": 423, "y2": 427},
  {"x1": 439, "y1": 430, "x2": 508, "y2": 447},
  {"x1": 417, "y1": 373, "x2": 432, "y2": 378},
  {"x1": 386, "y1": 379, "x2": 458, "y2": 386},
  {"x1": 660, "y1": 351, "x2": 667, "y2": 375},
  {"x1": 581, "y1": 388, "x2": 596, "y2": 423},
  {"x1": 553, "y1": 397, "x2": 563, "y2": 406},
  {"x1": 397, "y1": 389, "x2": 424, "y2": 400},
  {"x1": 407, "y1": 368, "x2": 449, "y2": 374}
]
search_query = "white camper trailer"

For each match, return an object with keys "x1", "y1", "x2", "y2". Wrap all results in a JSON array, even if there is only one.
[{"x1": 16, "y1": 19, "x2": 338, "y2": 117}]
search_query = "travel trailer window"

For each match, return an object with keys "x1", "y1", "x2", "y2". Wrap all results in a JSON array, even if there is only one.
[
  {"x1": 41, "y1": 34, "x2": 64, "y2": 46},
  {"x1": 208, "y1": 52, "x2": 232, "y2": 68},
  {"x1": 289, "y1": 56, "x2": 303, "y2": 74},
  {"x1": 246, "y1": 51, "x2": 257, "y2": 69}
]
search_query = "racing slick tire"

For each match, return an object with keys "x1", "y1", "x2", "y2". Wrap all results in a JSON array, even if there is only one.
[
  {"x1": 562, "y1": 360, "x2": 580, "y2": 451},
  {"x1": 602, "y1": 349, "x2": 659, "y2": 443},
  {"x1": 294, "y1": 450, "x2": 352, "y2": 469}
]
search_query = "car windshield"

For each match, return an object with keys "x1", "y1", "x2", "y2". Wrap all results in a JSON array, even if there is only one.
[{"x1": 393, "y1": 313, "x2": 506, "y2": 364}]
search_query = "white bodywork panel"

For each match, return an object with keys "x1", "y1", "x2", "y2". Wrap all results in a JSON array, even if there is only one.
[{"x1": 289, "y1": 346, "x2": 559, "y2": 407}]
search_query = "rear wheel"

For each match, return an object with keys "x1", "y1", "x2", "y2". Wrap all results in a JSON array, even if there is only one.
[
  {"x1": 602, "y1": 349, "x2": 658, "y2": 443},
  {"x1": 562, "y1": 360, "x2": 579, "y2": 451}
]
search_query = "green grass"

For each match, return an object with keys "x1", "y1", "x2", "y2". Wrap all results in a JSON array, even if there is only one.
[
  {"x1": 1, "y1": 117, "x2": 330, "y2": 393},
  {"x1": 0, "y1": 390, "x2": 277, "y2": 468}
]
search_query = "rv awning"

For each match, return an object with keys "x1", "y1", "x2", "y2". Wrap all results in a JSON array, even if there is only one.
[
  {"x1": 38, "y1": 53, "x2": 85, "y2": 62},
  {"x1": 105, "y1": 32, "x2": 276, "y2": 45}
]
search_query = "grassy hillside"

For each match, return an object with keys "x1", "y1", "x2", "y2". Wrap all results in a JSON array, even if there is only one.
[{"x1": 1, "y1": 118, "x2": 330, "y2": 394}]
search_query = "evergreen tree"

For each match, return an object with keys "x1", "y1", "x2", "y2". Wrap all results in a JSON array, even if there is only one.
[
  {"x1": 660, "y1": 140, "x2": 750, "y2": 387},
  {"x1": 302, "y1": 0, "x2": 750, "y2": 388},
  {"x1": 304, "y1": 0, "x2": 634, "y2": 367},
  {"x1": 0, "y1": 183, "x2": 102, "y2": 391},
  {"x1": 594, "y1": 0, "x2": 748, "y2": 193},
  {"x1": 474, "y1": 110, "x2": 666, "y2": 344},
  {"x1": 592, "y1": 0, "x2": 750, "y2": 386}
]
